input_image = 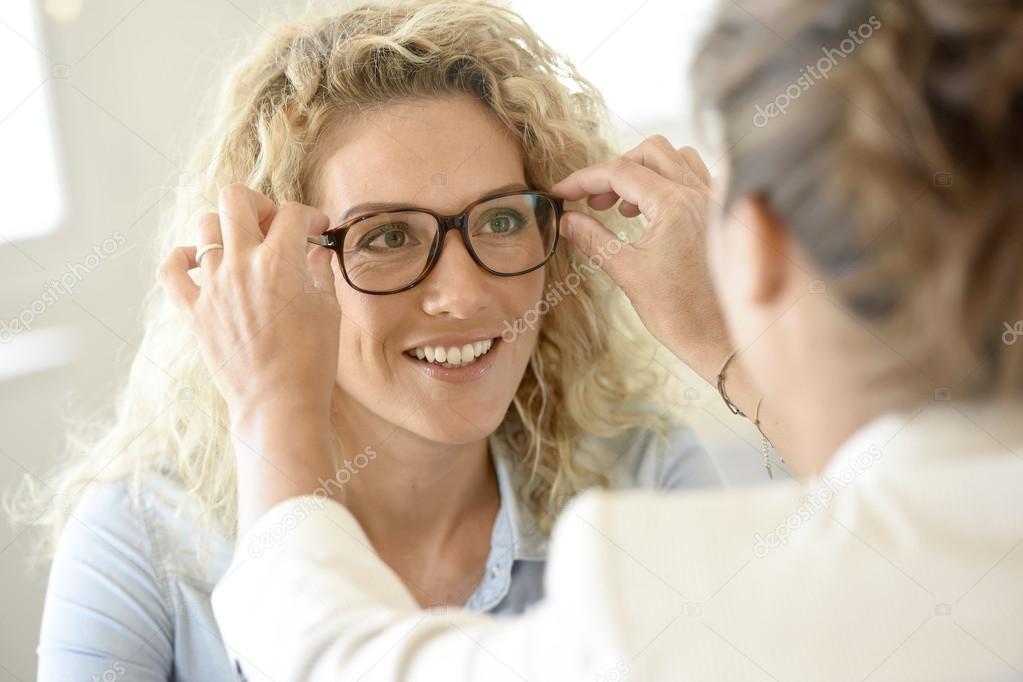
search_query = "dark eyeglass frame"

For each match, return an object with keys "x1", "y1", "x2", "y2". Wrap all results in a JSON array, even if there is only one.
[{"x1": 306, "y1": 189, "x2": 563, "y2": 296}]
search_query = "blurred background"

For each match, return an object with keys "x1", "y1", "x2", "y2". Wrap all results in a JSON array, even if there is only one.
[{"x1": 0, "y1": 0, "x2": 785, "y2": 677}]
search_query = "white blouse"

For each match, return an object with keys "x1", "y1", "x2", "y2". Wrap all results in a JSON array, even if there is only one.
[{"x1": 211, "y1": 401, "x2": 1023, "y2": 681}]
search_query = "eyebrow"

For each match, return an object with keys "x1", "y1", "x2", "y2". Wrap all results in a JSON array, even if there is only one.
[{"x1": 337, "y1": 182, "x2": 531, "y2": 223}]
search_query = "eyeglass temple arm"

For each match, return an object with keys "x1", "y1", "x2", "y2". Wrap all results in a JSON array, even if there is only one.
[{"x1": 307, "y1": 234, "x2": 334, "y2": 248}]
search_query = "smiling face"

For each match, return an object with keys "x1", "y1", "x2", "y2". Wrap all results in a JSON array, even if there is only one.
[{"x1": 313, "y1": 95, "x2": 545, "y2": 445}]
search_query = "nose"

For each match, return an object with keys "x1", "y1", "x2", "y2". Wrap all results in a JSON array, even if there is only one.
[{"x1": 419, "y1": 230, "x2": 489, "y2": 319}]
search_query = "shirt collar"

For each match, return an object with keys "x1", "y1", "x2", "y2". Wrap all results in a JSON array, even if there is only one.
[
  {"x1": 463, "y1": 433, "x2": 549, "y2": 612},
  {"x1": 819, "y1": 400, "x2": 1023, "y2": 484},
  {"x1": 489, "y1": 432, "x2": 549, "y2": 561}
]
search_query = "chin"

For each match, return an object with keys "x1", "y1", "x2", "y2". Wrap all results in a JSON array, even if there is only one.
[{"x1": 415, "y1": 399, "x2": 508, "y2": 444}]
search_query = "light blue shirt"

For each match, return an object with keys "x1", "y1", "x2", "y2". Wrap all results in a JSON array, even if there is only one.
[{"x1": 37, "y1": 422, "x2": 722, "y2": 680}]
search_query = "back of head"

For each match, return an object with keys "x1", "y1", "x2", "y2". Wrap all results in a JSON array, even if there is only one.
[{"x1": 693, "y1": 0, "x2": 1023, "y2": 396}]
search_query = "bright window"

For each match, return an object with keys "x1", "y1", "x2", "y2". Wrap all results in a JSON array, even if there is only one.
[{"x1": 0, "y1": 0, "x2": 66, "y2": 242}]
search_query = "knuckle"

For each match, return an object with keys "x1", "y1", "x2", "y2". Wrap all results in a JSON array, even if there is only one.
[
  {"x1": 275, "y1": 201, "x2": 307, "y2": 223},
  {"x1": 197, "y1": 211, "x2": 220, "y2": 234},
  {"x1": 251, "y1": 247, "x2": 275, "y2": 270},
  {"x1": 278, "y1": 201, "x2": 328, "y2": 233},
  {"x1": 660, "y1": 188, "x2": 690, "y2": 213},
  {"x1": 609, "y1": 156, "x2": 633, "y2": 173},
  {"x1": 281, "y1": 201, "x2": 325, "y2": 222},
  {"x1": 646, "y1": 134, "x2": 672, "y2": 150},
  {"x1": 218, "y1": 182, "x2": 250, "y2": 206}
]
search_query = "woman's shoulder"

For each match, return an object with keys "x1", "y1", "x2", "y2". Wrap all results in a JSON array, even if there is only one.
[
  {"x1": 42, "y1": 466, "x2": 236, "y2": 679},
  {"x1": 62, "y1": 463, "x2": 234, "y2": 587},
  {"x1": 576, "y1": 412, "x2": 723, "y2": 491}
]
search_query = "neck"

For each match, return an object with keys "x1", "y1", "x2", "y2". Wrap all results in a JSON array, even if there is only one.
[
  {"x1": 772, "y1": 356, "x2": 928, "y2": 478},
  {"x1": 328, "y1": 396, "x2": 498, "y2": 555}
]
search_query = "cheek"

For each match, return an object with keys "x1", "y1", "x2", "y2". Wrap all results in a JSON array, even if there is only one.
[
  {"x1": 503, "y1": 270, "x2": 546, "y2": 354},
  {"x1": 331, "y1": 285, "x2": 391, "y2": 374},
  {"x1": 507, "y1": 270, "x2": 546, "y2": 329}
]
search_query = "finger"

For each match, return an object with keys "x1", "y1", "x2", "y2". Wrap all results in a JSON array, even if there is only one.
[
  {"x1": 678, "y1": 146, "x2": 711, "y2": 186},
  {"x1": 619, "y1": 202, "x2": 641, "y2": 218},
  {"x1": 196, "y1": 212, "x2": 224, "y2": 278},
  {"x1": 306, "y1": 242, "x2": 337, "y2": 295},
  {"x1": 560, "y1": 211, "x2": 629, "y2": 281},
  {"x1": 552, "y1": 158, "x2": 678, "y2": 218},
  {"x1": 218, "y1": 183, "x2": 278, "y2": 254},
  {"x1": 158, "y1": 246, "x2": 200, "y2": 311},
  {"x1": 264, "y1": 202, "x2": 331, "y2": 262},
  {"x1": 587, "y1": 192, "x2": 620, "y2": 211},
  {"x1": 622, "y1": 136, "x2": 694, "y2": 187}
]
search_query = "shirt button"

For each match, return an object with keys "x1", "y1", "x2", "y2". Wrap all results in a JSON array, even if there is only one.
[{"x1": 489, "y1": 564, "x2": 500, "y2": 579}]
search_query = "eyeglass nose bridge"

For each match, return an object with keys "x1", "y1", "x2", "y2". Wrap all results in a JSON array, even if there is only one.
[
  {"x1": 428, "y1": 212, "x2": 476, "y2": 263},
  {"x1": 437, "y1": 212, "x2": 468, "y2": 233}
]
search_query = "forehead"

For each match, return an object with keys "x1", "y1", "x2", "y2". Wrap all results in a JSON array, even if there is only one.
[{"x1": 315, "y1": 96, "x2": 527, "y2": 221}]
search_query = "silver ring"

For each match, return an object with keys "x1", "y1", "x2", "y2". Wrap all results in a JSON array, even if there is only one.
[{"x1": 196, "y1": 243, "x2": 224, "y2": 266}]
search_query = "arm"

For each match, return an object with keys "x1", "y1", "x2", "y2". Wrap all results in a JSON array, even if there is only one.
[
  {"x1": 211, "y1": 496, "x2": 615, "y2": 682},
  {"x1": 550, "y1": 138, "x2": 794, "y2": 458},
  {"x1": 37, "y1": 482, "x2": 174, "y2": 681}
]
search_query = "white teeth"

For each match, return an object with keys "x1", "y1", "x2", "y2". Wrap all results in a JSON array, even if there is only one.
[{"x1": 407, "y1": 338, "x2": 496, "y2": 367}]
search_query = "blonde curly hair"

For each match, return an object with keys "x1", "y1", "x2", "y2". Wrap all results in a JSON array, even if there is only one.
[{"x1": 10, "y1": 0, "x2": 679, "y2": 553}]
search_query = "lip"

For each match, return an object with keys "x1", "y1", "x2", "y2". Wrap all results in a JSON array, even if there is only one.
[
  {"x1": 403, "y1": 330, "x2": 503, "y2": 353},
  {"x1": 405, "y1": 337, "x2": 502, "y2": 384}
]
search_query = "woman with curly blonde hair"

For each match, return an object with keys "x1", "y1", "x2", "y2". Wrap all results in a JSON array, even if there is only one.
[
  {"x1": 23, "y1": 1, "x2": 720, "y2": 679},
  {"x1": 182, "y1": 0, "x2": 1021, "y2": 680}
]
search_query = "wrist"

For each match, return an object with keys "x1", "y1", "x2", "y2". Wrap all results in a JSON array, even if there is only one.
[
  {"x1": 229, "y1": 393, "x2": 331, "y2": 438},
  {"x1": 228, "y1": 402, "x2": 338, "y2": 537}
]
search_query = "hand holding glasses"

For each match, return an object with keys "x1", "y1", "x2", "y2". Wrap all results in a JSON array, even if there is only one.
[{"x1": 306, "y1": 190, "x2": 563, "y2": 295}]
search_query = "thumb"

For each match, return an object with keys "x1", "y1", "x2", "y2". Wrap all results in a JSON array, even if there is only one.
[
  {"x1": 306, "y1": 245, "x2": 337, "y2": 294},
  {"x1": 561, "y1": 210, "x2": 630, "y2": 280}
]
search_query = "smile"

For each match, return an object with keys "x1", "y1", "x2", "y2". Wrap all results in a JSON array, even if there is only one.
[{"x1": 405, "y1": 338, "x2": 496, "y2": 368}]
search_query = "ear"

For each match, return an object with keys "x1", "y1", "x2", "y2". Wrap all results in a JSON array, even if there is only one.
[{"x1": 724, "y1": 194, "x2": 791, "y2": 306}]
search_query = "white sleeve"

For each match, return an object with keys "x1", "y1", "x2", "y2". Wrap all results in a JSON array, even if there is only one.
[{"x1": 210, "y1": 493, "x2": 631, "y2": 682}]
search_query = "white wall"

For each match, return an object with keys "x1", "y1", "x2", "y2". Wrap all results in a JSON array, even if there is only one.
[{"x1": 0, "y1": 1, "x2": 779, "y2": 678}]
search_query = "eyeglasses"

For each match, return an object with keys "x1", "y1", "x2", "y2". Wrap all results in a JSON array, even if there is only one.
[{"x1": 306, "y1": 190, "x2": 562, "y2": 295}]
